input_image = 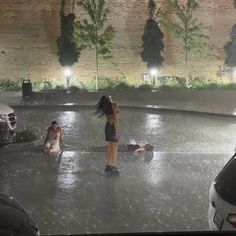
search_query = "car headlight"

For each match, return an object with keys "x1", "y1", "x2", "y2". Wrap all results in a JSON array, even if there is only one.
[{"x1": 0, "y1": 114, "x2": 7, "y2": 122}]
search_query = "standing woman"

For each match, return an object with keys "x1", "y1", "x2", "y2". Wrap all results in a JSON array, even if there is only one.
[{"x1": 96, "y1": 95, "x2": 120, "y2": 174}]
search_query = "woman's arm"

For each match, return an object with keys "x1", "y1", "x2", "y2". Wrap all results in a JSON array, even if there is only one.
[
  {"x1": 59, "y1": 128, "x2": 64, "y2": 147},
  {"x1": 43, "y1": 129, "x2": 49, "y2": 145},
  {"x1": 112, "y1": 103, "x2": 119, "y2": 131}
]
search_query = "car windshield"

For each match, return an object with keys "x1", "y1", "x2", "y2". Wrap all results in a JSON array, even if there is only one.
[{"x1": 215, "y1": 156, "x2": 236, "y2": 206}]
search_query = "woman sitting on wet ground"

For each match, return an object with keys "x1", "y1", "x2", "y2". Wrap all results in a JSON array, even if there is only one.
[{"x1": 43, "y1": 120, "x2": 64, "y2": 156}]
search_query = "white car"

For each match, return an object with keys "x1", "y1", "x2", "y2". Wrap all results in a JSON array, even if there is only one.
[
  {"x1": 0, "y1": 103, "x2": 16, "y2": 145},
  {"x1": 208, "y1": 152, "x2": 236, "y2": 230}
]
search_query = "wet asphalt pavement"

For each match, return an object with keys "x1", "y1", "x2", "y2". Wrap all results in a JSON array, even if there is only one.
[{"x1": 0, "y1": 106, "x2": 235, "y2": 234}]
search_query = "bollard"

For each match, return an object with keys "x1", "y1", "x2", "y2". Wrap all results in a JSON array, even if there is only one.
[{"x1": 22, "y1": 79, "x2": 32, "y2": 97}]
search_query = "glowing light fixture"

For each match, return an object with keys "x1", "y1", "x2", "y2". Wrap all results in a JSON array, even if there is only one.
[
  {"x1": 149, "y1": 68, "x2": 159, "y2": 88},
  {"x1": 64, "y1": 67, "x2": 72, "y2": 77},
  {"x1": 150, "y1": 68, "x2": 158, "y2": 76},
  {"x1": 64, "y1": 67, "x2": 72, "y2": 88}
]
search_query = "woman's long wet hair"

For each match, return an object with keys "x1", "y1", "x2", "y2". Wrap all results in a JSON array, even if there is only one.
[
  {"x1": 51, "y1": 120, "x2": 58, "y2": 126},
  {"x1": 95, "y1": 95, "x2": 113, "y2": 117}
]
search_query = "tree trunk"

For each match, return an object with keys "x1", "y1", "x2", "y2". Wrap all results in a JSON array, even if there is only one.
[
  {"x1": 95, "y1": 39, "x2": 99, "y2": 91},
  {"x1": 95, "y1": 28, "x2": 99, "y2": 91},
  {"x1": 184, "y1": 21, "x2": 189, "y2": 88},
  {"x1": 71, "y1": 0, "x2": 75, "y2": 13},
  {"x1": 185, "y1": 48, "x2": 189, "y2": 88}
]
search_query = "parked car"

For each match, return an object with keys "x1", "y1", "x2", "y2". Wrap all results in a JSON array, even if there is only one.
[
  {"x1": 0, "y1": 103, "x2": 17, "y2": 145},
  {"x1": 208, "y1": 151, "x2": 236, "y2": 230},
  {"x1": 0, "y1": 194, "x2": 39, "y2": 235}
]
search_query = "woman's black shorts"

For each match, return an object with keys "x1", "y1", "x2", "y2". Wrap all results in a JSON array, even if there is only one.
[{"x1": 105, "y1": 122, "x2": 119, "y2": 142}]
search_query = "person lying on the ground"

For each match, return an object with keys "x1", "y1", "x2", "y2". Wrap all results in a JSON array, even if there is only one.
[
  {"x1": 126, "y1": 143, "x2": 154, "y2": 153},
  {"x1": 89, "y1": 143, "x2": 154, "y2": 153},
  {"x1": 43, "y1": 120, "x2": 64, "y2": 155}
]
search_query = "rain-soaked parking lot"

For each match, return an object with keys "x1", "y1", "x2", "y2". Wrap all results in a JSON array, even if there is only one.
[{"x1": 0, "y1": 106, "x2": 236, "y2": 235}]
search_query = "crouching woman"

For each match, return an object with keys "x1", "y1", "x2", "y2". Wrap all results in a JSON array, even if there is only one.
[{"x1": 43, "y1": 120, "x2": 64, "y2": 155}]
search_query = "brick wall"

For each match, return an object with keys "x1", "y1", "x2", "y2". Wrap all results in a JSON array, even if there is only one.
[{"x1": 0, "y1": 0, "x2": 235, "y2": 84}]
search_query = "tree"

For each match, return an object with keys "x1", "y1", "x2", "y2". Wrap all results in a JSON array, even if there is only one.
[
  {"x1": 224, "y1": 24, "x2": 236, "y2": 67},
  {"x1": 57, "y1": 0, "x2": 80, "y2": 68},
  {"x1": 224, "y1": 2, "x2": 236, "y2": 67},
  {"x1": 148, "y1": 0, "x2": 157, "y2": 17},
  {"x1": 73, "y1": 0, "x2": 115, "y2": 90},
  {"x1": 141, "y1": 0, "x2": 164, "y2": 71},
  {"x1": 160, "y1": 0, "x2": 215, "y2": 87}
]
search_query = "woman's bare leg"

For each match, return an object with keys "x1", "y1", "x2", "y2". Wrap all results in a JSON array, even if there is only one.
[
  {"x1": 105, "y1": 142, "x2": 113, "y2": 165},
  {"x1": 110, "y1": 142, "x2": 118, "y2": 166},
  {"x1": 43, "y1": 145, "x2": 50, "y2": 154}
]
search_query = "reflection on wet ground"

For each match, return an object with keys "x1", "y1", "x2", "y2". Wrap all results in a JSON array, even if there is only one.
[{"x1": 0, "y1": 107, "x2": 235, "y2": 234}]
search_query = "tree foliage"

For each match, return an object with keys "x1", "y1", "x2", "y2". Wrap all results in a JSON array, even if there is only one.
[
  {"x1": 224, "y1": 24, "x2": 236, "y2": 67},
  {"x1": 141, "y1": 0, "x2": 164, "y2": 69},
  {"x1": 141, "y1": 19, "x2": 164, "y2": 69},
  {"x1": 224, "y1": 2, "x2": 236, "y2": 67},
  {"x1": 160, "y1": 0, "x2": 215, "y2": 86},
  {"x1": 148, "y1": 0, "x2": 157, "y2": 17},
  {"x1": 73, "y1": 0, "x2": 115, "y2": 90},
  {"x1": 57, "y1": 0, "x2": 80, "y2": 67}
]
